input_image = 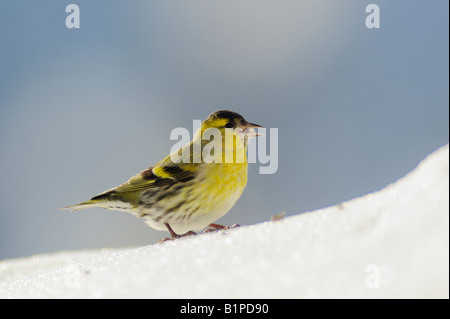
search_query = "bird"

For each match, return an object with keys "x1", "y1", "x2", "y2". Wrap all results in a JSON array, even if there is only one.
[{"x1": 61, "y1": 110, "x2": 262, "y2": 240}]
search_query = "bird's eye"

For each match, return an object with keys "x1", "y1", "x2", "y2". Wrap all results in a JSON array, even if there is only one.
[{"x1": 225, "y1": 122, "x2": 233, "y2": 128}]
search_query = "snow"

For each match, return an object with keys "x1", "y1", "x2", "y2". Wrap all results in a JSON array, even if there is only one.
[{"x1": 0, "y1": 144, "x2": 448, "y2": 299}]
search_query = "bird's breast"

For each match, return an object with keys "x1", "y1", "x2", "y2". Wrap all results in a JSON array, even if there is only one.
[{"x1": 198, "y1": 162, "x2": 248, "y2": 210}]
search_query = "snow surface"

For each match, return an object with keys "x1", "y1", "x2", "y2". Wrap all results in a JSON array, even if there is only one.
[{"x1": 0, "y1": 144, "x2": 448, "y2": 299}]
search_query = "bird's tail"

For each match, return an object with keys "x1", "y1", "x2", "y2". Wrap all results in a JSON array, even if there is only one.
[{"x1": 60, "y1": 199, "x2": 103, "y2": 212}]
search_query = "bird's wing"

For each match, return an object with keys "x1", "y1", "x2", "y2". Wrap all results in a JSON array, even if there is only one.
[
  {"x1": 61, "y1": 150, "x2": 200, "y2": 211},
  {"x1": 90, "y1": 160, "x2": 197, "y2": 200}
]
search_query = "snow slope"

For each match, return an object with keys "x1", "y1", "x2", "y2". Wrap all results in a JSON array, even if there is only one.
[{"x1": 0, "y1": 144, "x2": 448, "y2": 298}]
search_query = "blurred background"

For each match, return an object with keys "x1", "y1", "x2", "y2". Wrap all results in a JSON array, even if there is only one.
[{"x1": 0, "y1": 0, "x2": 448, "y2": 260}]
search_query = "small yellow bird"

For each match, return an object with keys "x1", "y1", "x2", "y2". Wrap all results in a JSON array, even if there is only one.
[{"x1": 62, "y1": 110, "x2": 262, "y2": 240}]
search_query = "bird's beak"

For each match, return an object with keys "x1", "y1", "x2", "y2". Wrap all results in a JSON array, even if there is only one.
[
  {"x1": 244, "y1": 122, "x2": 264, "y2": 138},
  {"x1": 246, "y1": 122, "x2": 263, "y2": 129}
]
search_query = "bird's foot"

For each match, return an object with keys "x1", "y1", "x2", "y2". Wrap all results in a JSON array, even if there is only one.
[
  {"x1": 203, "y1": 223, "x2": 240, "y2": 233},
  {"x1": 159, "y1": 231, "x2": 197, "y2": 243},
  {"x1": 159, "y1": 223, "x2": 197, "y2": 242}
]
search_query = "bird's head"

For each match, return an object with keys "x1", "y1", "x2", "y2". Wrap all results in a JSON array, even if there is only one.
[
  {"x1": 200, "y1": 110, "x2": 263, "y2": 144},
  {"x1": 178, "y1": 110, "x2": 263, "y2": 164}
]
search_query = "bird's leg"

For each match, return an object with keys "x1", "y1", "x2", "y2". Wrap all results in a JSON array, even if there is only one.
[
  {"x1": 203, "y1": 223, "x2": 240, "y2": 233},
  {"x1": 165, "y1": 223, "x2": 179, "y2": 238},
  {"x1": 160, "y1": 223, "x2": 197, "y2": 242}
]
